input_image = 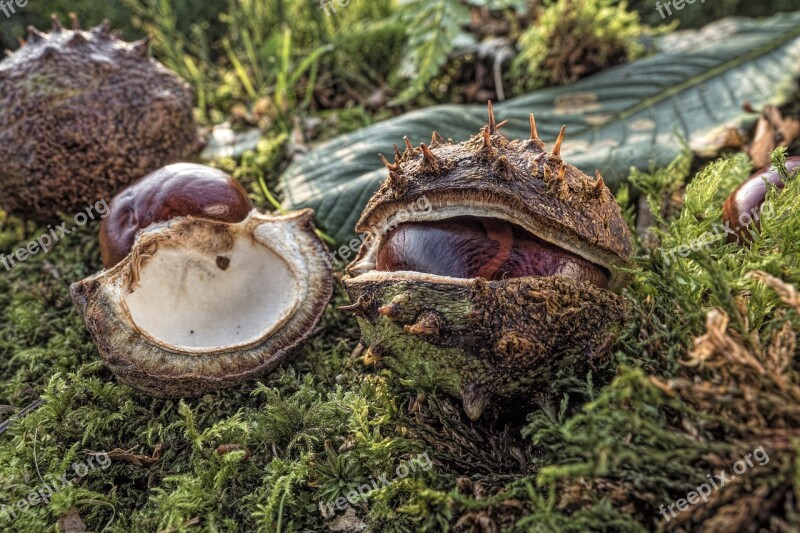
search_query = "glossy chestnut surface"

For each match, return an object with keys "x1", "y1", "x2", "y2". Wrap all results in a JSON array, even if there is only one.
[
  {"x1": 722, "y1": 156, "x2": 799, "y2": 243},
  {"x1": 376, "y1": 216, "x2": 610, "y2": 288},
  {"x1": 100, "y1": 163, "x2": 253, "y2": 267}
]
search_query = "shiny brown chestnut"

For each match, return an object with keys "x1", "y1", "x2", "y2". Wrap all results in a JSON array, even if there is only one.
[
  {"x1": 100, "y1": 163, "x2": 253, "y2": 267},
  {"x1": 376, "y1": 216, "x2": 610, "y2": 288},
  {"x1": 722, "y1": 156, "x2": 800, "y2": 243}
]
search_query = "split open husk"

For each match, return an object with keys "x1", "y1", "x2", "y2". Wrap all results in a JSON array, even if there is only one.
[{"x1": 71, "y1": 209, "x2": 332, "y2": 397}]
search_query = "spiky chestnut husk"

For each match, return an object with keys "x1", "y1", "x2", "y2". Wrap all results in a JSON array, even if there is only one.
[
  {"x1": 100, "y1": 163, "x2": 253, "y2": 268},
  {"x1": 0, "y1": 14, "x2": 202, "y2": 219},
  {"x1": 356, "y1": 104, "x2": 632, "y2": 288},
  {"x1": 343, "y1": 102, "x2": 633, "y2": 420},
  {"x1": 71, "y1": 210, "x2": 333, "y2": 398}
]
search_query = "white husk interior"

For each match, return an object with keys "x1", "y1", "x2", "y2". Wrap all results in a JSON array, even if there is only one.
[{"x1": 125, "y1": 234, "x2": 298, "y2": 349}]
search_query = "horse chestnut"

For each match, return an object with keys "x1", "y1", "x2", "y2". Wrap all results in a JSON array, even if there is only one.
[
  {"x1": 722, "y1": 156, "x2": 799, "y2": 243},
  {"x1": 376, "y1": 216, "x2": 609, "y2": 288},
  {"x1": 343, "y1": 102, "x2": 633, "y2": 419},
  {"x1": 100, "y1": 163, "x2": 253, "y2": 267},
  {"x1": 0, "y1": 15, "x2": 202, "y2": 220}
]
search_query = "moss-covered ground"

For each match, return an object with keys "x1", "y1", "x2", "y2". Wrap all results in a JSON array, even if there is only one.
[
  {"x1": 2, "y1": 0, "x2": 800, "y2": 531},
  {"x1": 1, "y1": 146, "x2": 799, "y2": 531}
]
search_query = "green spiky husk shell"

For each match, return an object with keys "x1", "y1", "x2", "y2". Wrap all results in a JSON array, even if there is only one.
[{"x1": 0, "y1": 16, "x2": 202, "y2": 219}]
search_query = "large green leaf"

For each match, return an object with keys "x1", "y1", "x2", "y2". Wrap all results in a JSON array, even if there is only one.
[{"x1": 279, "y1": 13, "x2": 800, "y2": 244}]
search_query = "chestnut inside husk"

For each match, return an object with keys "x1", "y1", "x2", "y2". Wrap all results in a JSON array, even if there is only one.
[
  {"x1": 376, "y1": 216, "x2": 610, "y2": 288},
  {"x1": 72, "y1": 163, "x2": 333, "y2": 398},
  {"x1": 342, "y1": 103, "x2": 633, "y2": 420},
  {"x1": 722, "y1": 156, "x2": 799, "y2": 243}
]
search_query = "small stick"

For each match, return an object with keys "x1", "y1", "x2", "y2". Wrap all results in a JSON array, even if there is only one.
[{"x1": 0, "y1": 398, "x2": 45, "y2": 437}]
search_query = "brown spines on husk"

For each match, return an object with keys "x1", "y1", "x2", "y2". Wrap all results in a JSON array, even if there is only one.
[{"x1": 0, "y1": 15, "x2": 202, "y2": 219}]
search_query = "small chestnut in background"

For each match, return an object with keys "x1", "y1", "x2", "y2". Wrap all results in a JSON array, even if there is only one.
[
  {"x1": 376, "y1": 216, "x2": 610, "y2": 289},
  {"x1": 100, "y1": 163, "x2": 253, "y2": 267},
  {"x1": 722, "y1": 156, "x2": 800, "y2": 243}
]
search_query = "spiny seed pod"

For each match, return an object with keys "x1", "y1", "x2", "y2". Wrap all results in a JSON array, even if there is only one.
[
  {"x1": 99, "y1": 164, "x2": 253, "y2": 268},
  {"x1": 722, "y1": 156, "x2": 800, "y2": 243},
  {"x1": 0, "y1": 14, "x2": 202, "y2": 219},
  {"x1": 343, "y1": 102, "x2": 633, "y2": 420}
]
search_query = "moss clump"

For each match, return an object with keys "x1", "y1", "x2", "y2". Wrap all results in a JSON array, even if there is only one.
[
  {"x1": 517, "y1": 151, "x2": 800, "y2": 530},
  {"x1": 512, "y1": 0, "x2": 654, "y2": 91}
]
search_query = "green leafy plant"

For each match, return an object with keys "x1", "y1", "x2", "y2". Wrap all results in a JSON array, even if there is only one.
[
  {"x1": 391, "y1": 0, "x2": 529, "y2": 104},
  {"x1": 391, "y1": 0, "x2": 472, "y2": 105},
  {"x1": 124, "y1": 0, "x2": 401, "y2": 127},
  {"x1": 280, "y1": 11, "x2": 800, "y2": 243}
]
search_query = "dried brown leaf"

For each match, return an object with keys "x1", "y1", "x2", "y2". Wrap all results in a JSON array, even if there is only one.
[{"x1": 57, "y1": 508, "x2": 86, "y2": 533}]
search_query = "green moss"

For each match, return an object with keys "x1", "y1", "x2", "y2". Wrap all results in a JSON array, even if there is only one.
[
  {"x1": 3, "y1": 1, "x2": 800, "y2": 528},
  {"x1": 516, "y1": 151, "x2": 800, "y2": 529},
  {"x1": 0, "y1": 81, "x2": 800, "y2": 531},
  {"x1": 512, "y1": 0, "x2": 656, "y2": 91},
  {"x1": 1, "y1": 136, "x2": 799, "y2": 532}
]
